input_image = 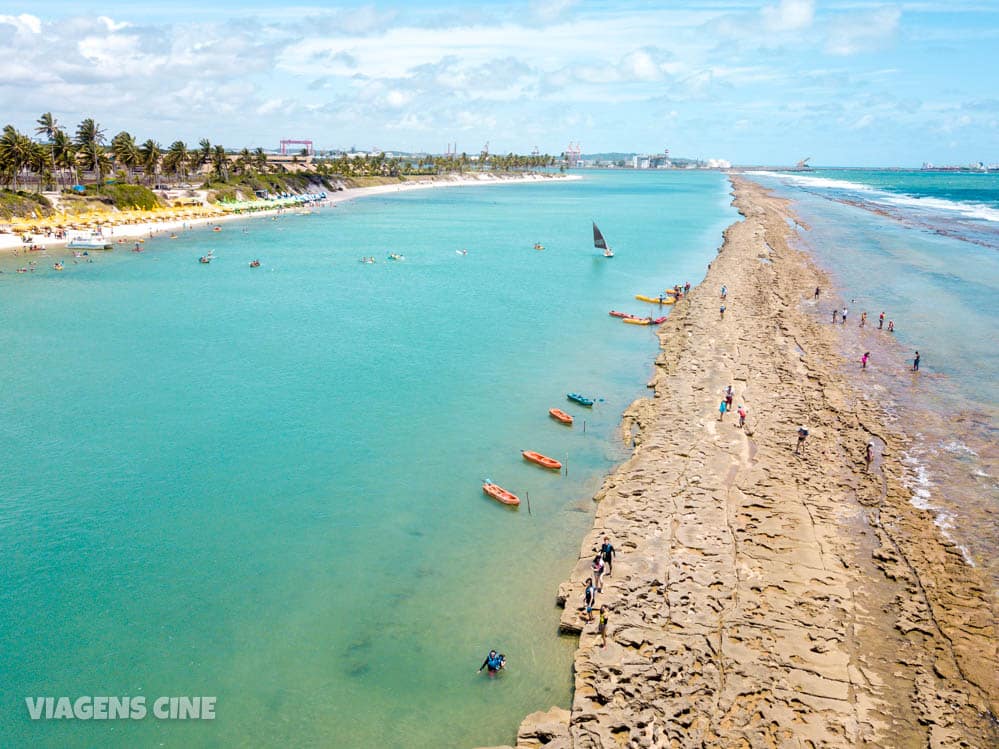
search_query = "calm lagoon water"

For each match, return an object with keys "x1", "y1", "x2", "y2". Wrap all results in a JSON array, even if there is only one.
[{"x1": 0, "y1": 171, "x2": 735, "y2": 748}]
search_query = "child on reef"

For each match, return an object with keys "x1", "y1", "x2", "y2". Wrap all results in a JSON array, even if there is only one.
[
  {"x1": 583, "y1": 578, "x2": 596, "y2": 621},
  {"x1": 795, "y1": 425, "x2": 809, "y2": 454},
  {"x1": 598, "y1": 607, "x2": 609, "y2": 648},
  {"x1": 737, "y1": 406, "x2": 747, "y2": 428},
  {"x1": 719, "y1": 399, "x2": 727, "y2": 421}
]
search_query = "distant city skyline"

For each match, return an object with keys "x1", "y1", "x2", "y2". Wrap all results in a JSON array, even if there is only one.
[{"x1": 2, "y1": 0, "x2": 997, "y2": 166}]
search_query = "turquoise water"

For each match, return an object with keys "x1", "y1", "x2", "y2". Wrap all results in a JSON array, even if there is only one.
[
  {"x1": 0, "y1": 171, "x2": 735, "y2": 748},
  {"x1": 748, "y1": 170, "x2": 999, "y2": 591}
]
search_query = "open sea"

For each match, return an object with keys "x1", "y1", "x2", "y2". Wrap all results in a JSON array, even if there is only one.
[
  {"x1": 747, "y1": 169, "x2": 999, "y2": 593},
  {"x1": 0, "y1": 171, "x2": 735, "y2": 748}
]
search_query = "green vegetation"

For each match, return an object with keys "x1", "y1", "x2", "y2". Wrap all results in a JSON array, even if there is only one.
[
  {"x1": 0, "y1": 111, "x2": 560, "y2": 219},
  {"x1": 0, "y1": 190, "x2": 52, "y2": 220}
]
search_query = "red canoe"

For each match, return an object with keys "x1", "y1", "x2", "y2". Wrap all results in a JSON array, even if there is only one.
[
  {"x1": 548, "y1": 408, "x2": 573, "y2": 425},
  {"x1": 482, "y1": 482, "x2": 520, "y2": 506},
  {"x1": 522, "y1": 450, "x2": 562, "y2": 470},
  {"x1": 609, "y1": 310, "x2": 637, "y2": 318}
]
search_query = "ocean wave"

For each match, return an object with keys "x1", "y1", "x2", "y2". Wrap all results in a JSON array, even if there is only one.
[
  {"x1": 880, "y1": 194, "x2": 999, "y2": 223},
  {"x1": 751, "y1": 171, "x2": 999, "y2": 224}
]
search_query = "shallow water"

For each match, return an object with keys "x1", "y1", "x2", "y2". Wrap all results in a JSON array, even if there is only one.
[
  {"x1": 749, "y1": 171, "x2": 999, "y2": 592},
  {"x1": 0, "y1": 171, "x2": 735, "y2": 748}
]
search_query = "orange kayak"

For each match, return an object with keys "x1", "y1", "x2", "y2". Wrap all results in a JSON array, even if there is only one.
[
  {"x1": 483, "y1": 482, "x2": 520, "y2": 506},
  {"x1": 522, "y1": 450, "x2": 562, "y2": 470},
  {"x1": 548, "y1": 408, "x2": 573, "y2": 425}
]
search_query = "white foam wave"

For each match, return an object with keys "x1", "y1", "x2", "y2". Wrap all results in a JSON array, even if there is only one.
[
  {"x1": 900, "y1": 450, "x2": 976, "y2": 567},
  {"x1": 750, "y1": 171, "x2": 999, "y2": 224},
  {"x1": 881, "y1": 194, "x2": 999, "y2": 223}
]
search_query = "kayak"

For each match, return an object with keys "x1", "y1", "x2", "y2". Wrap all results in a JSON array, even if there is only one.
[
  {"x1": 482, "y1": 482, "x2": 520, "y2": 506},
  {"x1": 522, "y1": 450, "x2": 562, "y2": 470},
  {"x1": 624, "y1": 317, "x2": 652, "y2": 325},
  {"x1": 609, "y1": 310, "x2": 638, "y2": 318},
  {"x1": 548, "y1": 408, "x2": 573, "y2": 425},
  {"x1": 567, "y1": 393, "x2": 594, "y2": 406},
  {"x1": 635, "y1": 294, "x2": 675, "y2": 305}
]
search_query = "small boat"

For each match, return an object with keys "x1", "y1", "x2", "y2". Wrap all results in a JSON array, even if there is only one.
[
  {"x1": 67, "y1": 232, "x2": 112, "y2": 250},
  {"x1": 52, "y1": 262, "x2": 64, "y2": 271},
  {"x1": 387, "y1": 252, "x2": 404, "y2": 261},
  {"x1": 169, "y1": 234, "x2": 178, "y2": 240},
  {"x1": 549, "y1": 408, "x2": 573, "y2": 425},
  {"x1": 567, "y1": 393, "x2": 594, "y2": 407},
  {"x1": 522, "y1": 450, "x2": 562, "y2": 470},
  {"x1": 456, "y1": 249, "x2": 468, "y2": 256},
  {"x1": 593, "y1": 222, "x2": 613, "y2": 258},
  {"x1": 212, "y1": 226, "x2": 222, "y2": 232},
  {"x1": 249, "y1": 260, "x2": 261, "y2": 268},
  {"x1": 651, "y1": 316, "x2": 667, "y2": 324},
  {"x1": 533, "y1": 243, "x2": 545, "y2": 251},
  {"x1": 359, "y1": 257, "x2": 376, "y2": 264},
  {"x1": 609, "y1": 310, "x2": 637, "y2": 319},
  {"x1": 635, "y1": 294, "x2": 675, "y2": 305},
  {"x1": 198, "y1": 255, "x2": 211, "y2": 264},
  {"x1": 623, "y1": 317, "x2": 653, "y2": 325},
  {"x1": 482, "y1": 481, "x2": 520, "y2": 507}
]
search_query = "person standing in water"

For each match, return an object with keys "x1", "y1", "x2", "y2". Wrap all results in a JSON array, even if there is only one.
[
  {"x1": 878, "y1": 312, "x2": 885, "y2": 330},
  {"x1": 888, "y1": 319, "x2": 895, "y2": 333},
  {"x1": 478, "y1": 650, "x2": 506, "y2": 676},
  {"x1": 913, "y1": 351, "x2": 920, "y2": 371},
  {"x1": 860, "y1": 312, "x2": 867, "y2": 328},
  {"x1": 841, "y1": 307, "x2": 848, "y2": 324},
  {"x1": 832, "y1": 308, "x2": 838, "y2": 324},
  {"x1": 861, "y1": 352, "x2": 870, "y2": 369},
  {"x1": 814, "y1": 287, "x2": 820, "y2": 300}
]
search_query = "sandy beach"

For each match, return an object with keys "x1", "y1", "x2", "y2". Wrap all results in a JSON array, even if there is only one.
[
  {"x1": 0, "y1": 172, "x2": 575, "y2": 257},
  {"x1": 488, "y1": 176, "x2": 998, "y2": 748}
]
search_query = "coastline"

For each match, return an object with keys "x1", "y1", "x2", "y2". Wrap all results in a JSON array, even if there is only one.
[
  {"x1": 488, "y1": 176, "x2": 998, "y2": 747},
  {"x1": 0, "y1": 172, "x2": 576, "y2": 256}
]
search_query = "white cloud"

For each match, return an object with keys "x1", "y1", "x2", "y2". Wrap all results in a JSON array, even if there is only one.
[
  {"x1": 0, "y1": 13, "x2": 41, "y2": 34},
  {"x1": 761, "y1": 0, "x2": 815, "y2": 32},
  {"x1": 531, "y1": 0, "x2": 578, "y2": 23},
  {"x1": 826, "y1": 8, "x2": 901, "y2": 55}
]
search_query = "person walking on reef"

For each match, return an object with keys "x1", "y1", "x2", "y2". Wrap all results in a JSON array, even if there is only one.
[
  {"x1": 913, "y1": 350, "x2": 920, "y2": 371},
  {"x1": 684, "y1": 281, "x2": 691, "y2": 294},
  {"x1": 832, "y1": 308, "x2": 838, "y2": 324},
  {"x1": 591, "y1": 553, "x2": 605, "y2": 592},
  {"x1": 720, "y1": 304, "x2": 726, "y2": 319},
  {"x1": 861, "y1": 351, "x2": 870, "y2": 369},
  {"x1": 878, "y1": 311, "x2": 885, "y2": 330},
  {"x1": 841, "y1": 307, "x2": 848, "y2": 325},
  {"x1": 583, "y1": 578, "x2": 597, "y2": 621},
  {"x1": 865, "y1": 442, "x2": 874, "y2": 470},
  {"x1": 737, "y1": 405, "x2": 747, "y2": 428},
  {"x1": 598, "y1": 607, "x2": 610, "y2": 648},
  {"x1": 600, "y1": 536, "x2": 616, "y2": 576},
  {"x1": 720, "y1": 285, "x2": 727, "y2": 300},
  {"x1": 815, "y1": 286, "x2": 821, "y2": 300},
  {"x1": 725, "y1": 385, "x2": 734, "y2": 410},
  {"x1": 719, "y1": 399, "x2": 728, "y2": 421},
  {"x1": 860, "y1": 312, "x2": 867, "y2": 328},
  {"x1": 795, "y1": 425, "x2": 809, "y2": 454}
]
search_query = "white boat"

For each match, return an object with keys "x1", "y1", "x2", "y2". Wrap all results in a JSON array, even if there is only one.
[{"x1": 67, "y1": 232, "x2": 112, "y2": 250}]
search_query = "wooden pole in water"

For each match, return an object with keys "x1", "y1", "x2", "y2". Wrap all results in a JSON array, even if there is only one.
[
  {"x1": 565, "y1": 453, "x2": 569, "y2": 478},
  {"x1": 583, "y1": 420, "x2": 586, "y2": 433},
  {"x1": 526, "y1": 491, "x2": 531, "y2": 515}
]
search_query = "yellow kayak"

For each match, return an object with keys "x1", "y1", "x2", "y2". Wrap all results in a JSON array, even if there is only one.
[
  {"x1": 623, "y1": 317, "x2": 652, "y2": 325},
  {"x1": 635, "y1": 294, "x2": 675, "y2": 305}
]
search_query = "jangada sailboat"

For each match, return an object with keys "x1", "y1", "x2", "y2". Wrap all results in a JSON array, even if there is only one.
[{"x1": 593, "y1": 222, "x2": 614, "y2": 258}]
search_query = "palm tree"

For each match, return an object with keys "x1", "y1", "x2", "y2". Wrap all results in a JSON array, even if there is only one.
[
  {"x1": 51, "y1": 129, "x2": 76, "y2": 187},
  {"x1": 254, "y1": 147, "x2": 268, "y2": 173},
  {"x1": 211, "y1": 144, "x2": 229, "y2": 181},
  {"x1": 162, "y1": 141, "x2": 188, "y2": 182},
  {"x1": 111, "y1": 131, "x2": 140, "y2": 182},
  {"x1": 139, "y1": 139, "x2": 162, "y2": 185},
  {"x1": 235, "y1": 147, "x2": 252, "y2": 175},
  {"x1": 75, "y1": 118, "x2": 108, "y2": 182},
  {"x1": 34, "y1": 113, "x2": 60, "y2": 188},
  {"x1": 0, "y1": 125, "x2": 35, "y2": 190}
]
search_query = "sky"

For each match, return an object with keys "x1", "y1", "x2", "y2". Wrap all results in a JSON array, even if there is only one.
[{"x1": 1, "y1": 0, "x2": 998, "y2": 166}]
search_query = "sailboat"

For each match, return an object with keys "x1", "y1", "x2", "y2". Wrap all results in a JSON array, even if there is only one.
[{"x1": 592, "y1": 222, "x2": 614, "y2": 258}]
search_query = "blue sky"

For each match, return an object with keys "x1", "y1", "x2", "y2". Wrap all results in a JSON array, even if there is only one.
[{"x1": 1, "y1": 0, "x2": 997, "y2": 165}]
